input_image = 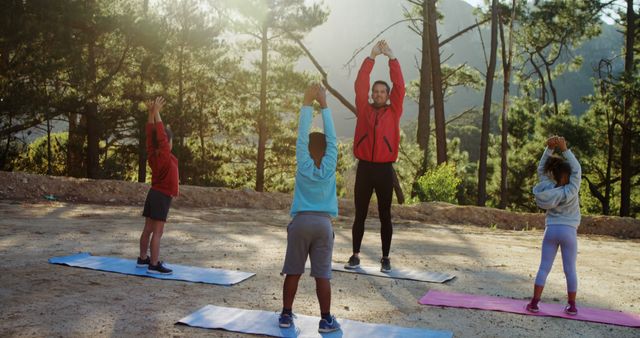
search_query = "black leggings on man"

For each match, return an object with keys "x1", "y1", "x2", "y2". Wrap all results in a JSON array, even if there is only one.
[{"x1": 352, "y1": 160, "x2": 394, "y2": 257}]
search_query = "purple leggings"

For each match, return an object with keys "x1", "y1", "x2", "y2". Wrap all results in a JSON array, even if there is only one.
[{"x1": 534, "y1": 225, "x2": 578, "y2": 292}]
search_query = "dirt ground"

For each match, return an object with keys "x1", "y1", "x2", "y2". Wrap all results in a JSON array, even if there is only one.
[{"x1": 1, "y1": 198, "x2": 639, "y2": 337}]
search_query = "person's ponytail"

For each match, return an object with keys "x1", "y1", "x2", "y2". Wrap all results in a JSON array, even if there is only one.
[{"x1": 544, "y1": 155, "x2": 571, "y2": 182}]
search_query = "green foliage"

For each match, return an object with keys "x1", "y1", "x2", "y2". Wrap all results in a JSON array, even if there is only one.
[
  {"x1": 13, "y1": 132, "x2": 68, "y2": 176},
  {"x1": 335, "y1": 142, "x2": 355, "y2": 198},
  {"x1": 415, "y1": 163, "x2": 462, "y2": 203},
  {"x1": 1, "y1": 0, "x2": 638, "y2": 218}
]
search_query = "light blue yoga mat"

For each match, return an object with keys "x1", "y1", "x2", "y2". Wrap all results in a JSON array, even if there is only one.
[
  {"x1": 303, "y1": 262, "x2": 455, "y2": 283},
  {"x1": 49, "y1": 252, "x2": 255, "y2": 286},
  {"x1": 177, "y1": 304, "x2": 454, "y2": 338}
]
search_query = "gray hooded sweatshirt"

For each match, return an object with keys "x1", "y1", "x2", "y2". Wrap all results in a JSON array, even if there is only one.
[{"x1": 532, "y1": 147, "x2": 581, "y2": 228}]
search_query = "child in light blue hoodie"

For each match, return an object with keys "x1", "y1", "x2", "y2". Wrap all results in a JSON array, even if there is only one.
[
  {"x1": 526, "y1": 136, "x2": 581, "y2": 315},
  {"x1": 279, "y1": 85, "x2": 341, "y2": 333}
]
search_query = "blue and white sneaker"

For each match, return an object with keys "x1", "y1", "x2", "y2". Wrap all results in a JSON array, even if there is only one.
[
  {"x1": 279, "y1": 312, "x2": 294, "y2": 328},
  {"x1": 318, "y1": 315, "x2": 341, "y2": 333}
]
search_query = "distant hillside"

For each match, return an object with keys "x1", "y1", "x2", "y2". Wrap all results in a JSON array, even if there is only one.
[{"x1": 300, "y1": 0, "x2": 624, "y2": 137}]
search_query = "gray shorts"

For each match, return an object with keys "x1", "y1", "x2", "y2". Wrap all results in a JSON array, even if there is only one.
[{"x1": 281, "y1": 212, "x2": 334, "y2": 279}]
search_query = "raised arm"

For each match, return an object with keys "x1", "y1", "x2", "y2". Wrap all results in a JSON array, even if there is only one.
[
  {"x1": 558, "y1": 137, "x2": 581, "y2": 200},
  {"x1": 295, "y1": 86, "x2": 317, "y2": 164},
  {"x1": 537, "y1": 136, "x2": 557, "y2": 182},
  {"x1": 148, "y1": 97, "x2": 170, "y2": 154},
  {"x1": 355, "y1": 41, "x2": 382, "y2": 114},
  {"x1": 381, "y1": 41, "x2": 405, "y2": 116},
  {"x1": 318, "y1": 87, "x2": 337, "y2": 175},
  {"x1": 145, "y1": 98, "x2": 165, "y2": 153},
  {"x1": 145, "y1": 99, "x2": 156, "y2": 154}
]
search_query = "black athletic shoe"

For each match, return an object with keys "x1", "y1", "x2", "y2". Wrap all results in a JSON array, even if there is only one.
[
  {"x1": 380, "y1": 257, "x2": 391, "y2": 272},
  {"x1": 147, "y1": 261, "x2": 173, "y2": 275},
  {"x1": 136, "y1": 256, "x2": 151, "y2": 268},
  {"x1": 344, "y1": 255, "x2": 360, "y2": 269}
]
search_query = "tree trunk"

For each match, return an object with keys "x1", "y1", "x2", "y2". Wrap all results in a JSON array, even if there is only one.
[
  {"x1": 498, "y1": 0, "x2": 516, "y2": 209},
  {"x1": 137, "y1": 121, "x2": 147, "y2": 182},
  {"x1": 413, "y1": 0, "x2": 434, "y2": 199},
  {"x1": 199, "y1": 103, "x2": 206, "y2": 162},
  {"x1": 530, "y1": 57, "x2": 546, "y2": 105},
  {"x1": 85, "y1": 28, "x2": 100, "y2": 179},
  {"x1": 417, "y1": 0, "x2": 433, "y2": 152},
  {"x1": 255, "y1": 21, "x2": 269, "y2": 192},
  {"x1": 0, "y1": 113, "x2": 12, "y2": 170},
  {"x1": 176, "y1": 41, "x2": 185, "y2": 178},
  {"x1": 620, "y1": 0, "x2": 636, "y2": 217},
  {"x1": 67, "y1": 112, "x2": 85, "y2": 177},
  {"x1": 427, "y1": 0, "x2": 447, "y2": 164},
  {"x1": 542, "y1": 59, "x2": 559, "y2": 115},
  {"x1": 85, "y1": 101, "x2": 100, "y2": 178},
  {"x1": 603, "y1": 124, "x2": 614, "y2": 215},
  {"x1": 137, "y1": 0, "x2": 149, "y2": 183},
  {"x1": 477, "y1": 0, "x2": 499, "y2": 206},
  {"x1": 46, "y1": 118, "x2": 52, "y2": 175},
  {"x1": 136, "y1": 99, "x2": 146, "y2": 183}
]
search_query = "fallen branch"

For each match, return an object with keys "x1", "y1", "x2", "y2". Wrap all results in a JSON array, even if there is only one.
[
  {"x1": 344, "y1": 18, "x2": 419, "y2": 69},
  {"x1": 345, "y1": 17, "x2": 491, "y2": 71},
  {"x1": 288, "y1": 33, "x2": 357, "y2": 115}
]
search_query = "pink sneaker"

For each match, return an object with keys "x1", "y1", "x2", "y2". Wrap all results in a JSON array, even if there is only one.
[
  {"x1": 525, "y1": 302, "x2": 539, "y2": 313},
  {"x1": 564, "y1": 302, "x2": 578, "y2": 315}
]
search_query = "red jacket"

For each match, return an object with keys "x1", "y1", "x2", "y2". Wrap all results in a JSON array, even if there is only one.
[
  {"x1": 146, "y1": 122, "x2": 179, "y2": 197},
  {"x1": 353, "y1": 57, "x2": 405, "y2": 163}
]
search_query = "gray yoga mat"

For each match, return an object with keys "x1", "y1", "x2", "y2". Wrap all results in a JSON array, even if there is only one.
[
  {"x1": 49, "y1": 252, "x2": 254, "y2": 286},
  {"x1": 177, "y1": 304, "x2": 453, "y2": 337},
  {"x1": 328, "y1": 263, "x2": 455, "y2": 283}
]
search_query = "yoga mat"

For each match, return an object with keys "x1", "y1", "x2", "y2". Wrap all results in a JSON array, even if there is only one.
[
  {"x1": 419, "y1": 290, "x2": 640, "y2": 328},
  {"x1": 49, "y1": 252, "x2": 254, "y2": 286},
  {"x1": 177, "y1": 304, "x2": 453, "y2": 338},
  {"x1": 331, "y1": 263, "x2": 455, "y2": 283}
]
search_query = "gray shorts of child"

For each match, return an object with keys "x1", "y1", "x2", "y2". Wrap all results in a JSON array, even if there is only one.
[{"x1": 281, "y1": 212, "x2": 334, "y2": 279}]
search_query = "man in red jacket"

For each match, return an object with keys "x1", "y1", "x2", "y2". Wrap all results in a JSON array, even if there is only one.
[
  {"x1": 137, "y1": 96, "x2": 179, "y2": 275},
  {"x1": 345, "y1": 40, "x2": 405, "y2": 273}
]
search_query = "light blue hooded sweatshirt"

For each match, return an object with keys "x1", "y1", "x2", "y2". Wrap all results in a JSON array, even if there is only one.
[
  {"x1": 290, "y1": 106, "x2": 338, "y2": 218},
  {"x1": 532, "y1": 147, "x2": 581, "y2": 228}
]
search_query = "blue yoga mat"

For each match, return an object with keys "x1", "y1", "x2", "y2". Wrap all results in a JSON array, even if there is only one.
[
  {"x1": 49, "y1": 252, "x2": 255, "y2": 286},
  {"x1": 177, "y1": 305, "x2": 454, "y2": 338}
]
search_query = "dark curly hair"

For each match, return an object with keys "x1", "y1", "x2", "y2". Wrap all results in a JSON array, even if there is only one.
[{"x1": 544, "y1": 155, "x2": 572, "y2": 183}]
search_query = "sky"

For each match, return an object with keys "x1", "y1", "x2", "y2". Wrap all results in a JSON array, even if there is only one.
[
  {"x1": 461, "y1": 0, "x2": 486, "y2": 7},
  {"x1": 461, "y1": 0, "x2": 631, "y2": 25}
]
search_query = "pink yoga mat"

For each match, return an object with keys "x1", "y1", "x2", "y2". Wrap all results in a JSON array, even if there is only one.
[{"x1": 419, "y1": 290, "x2": 640, "y2": 328}]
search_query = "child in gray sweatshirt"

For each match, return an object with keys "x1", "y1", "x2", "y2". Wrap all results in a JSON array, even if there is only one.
[{"x1": 526, "y1": 136, "x2": 581, "y2": 315}]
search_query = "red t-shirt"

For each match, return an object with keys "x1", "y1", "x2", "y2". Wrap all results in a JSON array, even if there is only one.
[{"x1": 146, "y1": 122, "x2": 179, "y2": 197}]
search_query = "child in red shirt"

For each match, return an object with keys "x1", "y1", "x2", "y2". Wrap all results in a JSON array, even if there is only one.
[{"x1": 137, "y1": 97, "x2": 179, "y2": 275}]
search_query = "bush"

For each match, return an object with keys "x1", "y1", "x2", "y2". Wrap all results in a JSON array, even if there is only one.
[
  {"x1": 415, "y1": 163, "x2": 462, "y2": 203},
  {"x1": 13, "y1": 132, "x2": 68, "y2": 176}
]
